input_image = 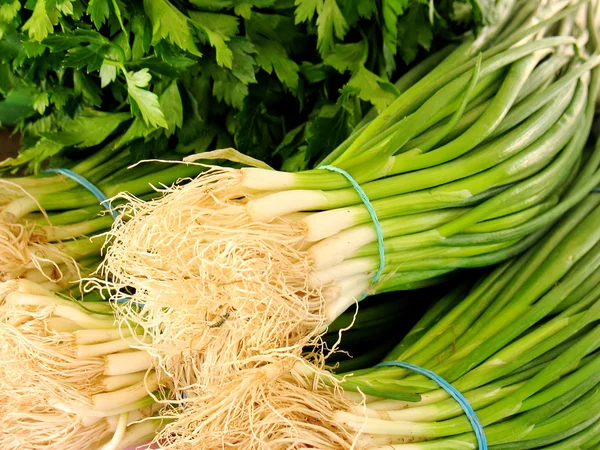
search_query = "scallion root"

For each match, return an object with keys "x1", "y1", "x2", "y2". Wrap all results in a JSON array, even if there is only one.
[
  {"x1": 150, "y1": 358, "x2": 359, "y2": 450},
  {"x1": 0, "y1": 220, "x2": 80, "y2": 286},
  {"x1": 0, "y1": 279, "x2": 159, "y2": 449},
  {"x1": 98, "y1": 168, "x2": 327, "y2": 392}
]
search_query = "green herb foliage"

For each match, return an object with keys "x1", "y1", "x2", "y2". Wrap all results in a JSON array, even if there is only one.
[{"x1": 0, "y1": 0, "x2": 486, "y2": 172}]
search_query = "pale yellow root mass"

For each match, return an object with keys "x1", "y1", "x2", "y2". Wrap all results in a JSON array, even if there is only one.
[
  {"x1": 95, "y1": 167, "x2": 363, "y2": 449},
  {"x1": 0, "y1": 219, "x2": 80, "y2": 286}
]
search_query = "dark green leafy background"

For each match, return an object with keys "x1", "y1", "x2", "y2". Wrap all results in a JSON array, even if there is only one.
[{"x1": 0, "y1": 0, "x2": 487, "y2": 172}]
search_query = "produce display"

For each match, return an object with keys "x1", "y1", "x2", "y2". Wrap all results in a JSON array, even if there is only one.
[{"x1": 1, "y1": 0, "x2": 600, "y2": 449}]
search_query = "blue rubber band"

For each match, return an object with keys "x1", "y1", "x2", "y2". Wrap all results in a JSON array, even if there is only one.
[
  {"x1": 319, "y1": 165, "x2": 385, "y2": 284},
  {"x1": 45, "y1": 168, "x2": 118, "y2": 219},
  {"x1": 376, "y1": 361, "x2": 487, "y2": 449},
  {"x1": 46, "y1": 167, "x2": 143, "y2": 307},
  {"x1": 593, "y1": 187, "x2": 600, "y2": 192}
]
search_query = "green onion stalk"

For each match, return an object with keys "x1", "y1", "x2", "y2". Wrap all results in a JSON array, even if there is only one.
[
  {"x1": 0, "y1": 278, "x2": 166, "y2": 450},
  {"x1": 90, "y1": 1, "x2": 600, "y2": 448},
  {"x1": 325, "y1": 190, "x2": 600, "y2": 449},
  {"x1": 322, "y1": 284, "x2": 470, "y2": 374},
  {"x1": 0, "y1": 136, "x2": 207, "y2": 290}
]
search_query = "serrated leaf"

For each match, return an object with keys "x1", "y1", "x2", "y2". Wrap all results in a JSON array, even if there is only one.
[
  {"x1": 229, "y1": 38, "x2": 257, "y2": 85},
  {"x1": 382, "y1": 0, "x2": 409, "y2": 74},
  {"x1": 42, "y1": 110, "x2": 130, "y2": 147},
  {"x1": 33, "y1": 91, "x2": 49, "y2": 114},
  {"x1": 232, "y1": 0, "x2": 276, "y2": 18},
  {"x1": 128, "y1": 68, "x2": 152, "y2": 88},
  {"x1": 43, "y1": 29, "x2": 110, "y2": 52},
  {"x1": 0, "y1": 63, "x2": 15, "y2": 94},
  {"x1": 233, "y1": 2, "x2": 252, "y2": 18},
  {"x1": 0, "y1": 0, "x2": 20, "y2": 21},
  {"x1": 232, "y1": 97, "x2": 280, "y2": 161},
  {"x1": 131, "y1": 15, "x2": 151, "y2": 60},
  {"x1": 112, "y1": 30, "x2": 131, "y2": 61},
  {"x1": 86, "y1": 0, "x2": 110, "y2": 29},
  {"x1": 159, "y1": 81, "x2": 183, "y2": 136},
  {"x1": 305, "y1": 104, "x2": 350, "y2": 159},
  {"x1": 22, "y1": 0, "x2": 54, "y2": 41},
  {"x1": 143, "y1": 0, "x2": 201, "y2": 57},
  {"x1": 189, "y1": 12, "x2": 238, "y2": 69},
  {"x1": 299, "y1": 62, "x2": 327, "y2": 83},
  {"x1": 71, "y1": 0, "x2": 86, "y2": 20},
  {"x1": 125, "y1": 69, "x2": 168, "y2": 128},
  {"x1": 294, "y1": 0, "x2": 319, "y2": 24},
  {"x1": 340, "y1": 0, "x2": 376, "y2": 26},
  {"x1": 316, "y1": 0, "x2": 347, "y2": 54},
  {"x1": 322, "y1": 40, "x2": 366, "y2": 73},
  {"x1": 141, "y1": 41, "x2": 196, "y2": 78},
  {"x1": 211, "y1": 67, "x2": 248, "y2": 109},
  {"x1": 100, "y1": 61, "x2": 117, "y2": 87},
  {"x1": 50, "y1": 87, "x2": 71, "y2": 110},
  {"x1": 396, "y1": 3, "x2": 434, "y2": 65},
  {"x1": 347, "y1": 65, "x2": 398, "y2": 112},
  {"x1": 23, "y1": 40, "x2": 46, "y2": 57},
  {"x1": 246, "y1": 12, "x2": 299, "y2": 48},
  {"x1": 64, "y1": 43, "x2": 110, "y2": 71},
  {"x1": 252, "y1": 37, "x2": 298, "y2": 90},
  {"x1": 55, "y1": 0, "x2": 74, "y2": 15}
]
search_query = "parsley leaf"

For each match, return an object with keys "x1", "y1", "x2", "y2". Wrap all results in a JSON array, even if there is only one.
[
  {"x1": 381, "y1": 0, "x2": 409, "y2": 74},
  {"x1": 322, "y1": 40, "x2": 366, "y2": 73},
  {"x1": 0, "y1": 138, "x2": 63, "y2": 172},
  {"x1": 316, "y1": 0, "x2": 348, "y2": 54},
  {"x1": 396, "y1": 3, "x2": 434, "y2": 65},
  {"x1": 143, "y1": 0, "x2": 201, "y2": 57},
  {"x1": 86, "y1": 0, "x2": 110, "y2": 29},
  {"x1": 252, "y1": 37, "x2": 299, "y2": 90},
  {"x1": 64, "y1": 44, "x2": 110, "y2": 71},
  {"x1": 42, "y1": 109, "x2": 130, "y2": 147},
  {"x1": 228, "y1": 37, "x2": 257, "y2": 85},
  {"x1": 209, "y1": 61, "x2": 248, "y2": 109},
  {"x1": 22, "y1": 0, "x2": 56, "y2": 41},
  {"x1": 347, "y1": 65, "x2": 399, "y2": 112},
  {"x1": 124, "y1": 68, "x2": 168, "y2": 128},
  {"x1": 293, "y1": 0, "x2": 319, "y2": 24},
  {"x1": 0, "y1": 0, "x2": 21, "y2": 22},
  {"x1": 100, "y1": 61, "x2": 117, "y2": 87},
  {"x1": 189, "y1": 11, "x2": 238, "y2": 69},
  {"x1": 32, "y1": 91, "x2": 49, "y2": 114},
  {"x1": 159, "y1": 81, "x2": 183, "y2": 136}
]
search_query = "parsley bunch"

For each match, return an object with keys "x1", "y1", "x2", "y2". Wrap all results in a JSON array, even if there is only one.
[{"x1": 0, "y1": 0, "x2": 488, "y2": 172}]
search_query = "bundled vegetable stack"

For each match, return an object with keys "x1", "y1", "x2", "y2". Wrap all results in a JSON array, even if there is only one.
[
  {"x1": 0, "y1": 140, "x2": 206, "y2": 289},
  {"x1": 332, "y1": 191, "x2": 600, "y2": 449},
  {"x1": 3, "y1": 0, "x2": 600, "y2": 449},
  {"x1": 79, "y1": 0, "x2": 600, "y2": 448},
  {"x1": 0, "y1": 279, "x2": 163, "y2": 450}
]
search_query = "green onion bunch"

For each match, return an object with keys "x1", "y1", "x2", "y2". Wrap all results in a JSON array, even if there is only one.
[
  {"x1": 0, "y1": 138, "x2": 206, "y2": 289},
  {"x1": 88, "y1": 2, "x2": 600, "y2": 448},
  {"x1": 332, "y1": 192, "x2": 600, "y2": 449},
  {"x1": 0, "y1": 279, "x2": 164, "y2": 450},
  {"x1": 239, "y1": 0, "x2": 600, "y2": 322}
]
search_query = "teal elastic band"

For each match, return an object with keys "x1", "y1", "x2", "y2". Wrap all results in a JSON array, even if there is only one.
[
  {"x1": 45, "y1": 168, "x2": 118, "y2": 219},
  {"x1": 319, "y1": 165, "x2": 385, "y2": 285},
  {"x1": 376, "y1": 361, "x2": 487, "y2": 449},
  {"x1": 46, "y1": 167, "x2": 139, "y2": 306}
]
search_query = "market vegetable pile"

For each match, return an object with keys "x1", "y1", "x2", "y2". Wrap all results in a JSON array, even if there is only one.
[{"x1": 1, "y1": 0, "x2": 600, "y2": 449}]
